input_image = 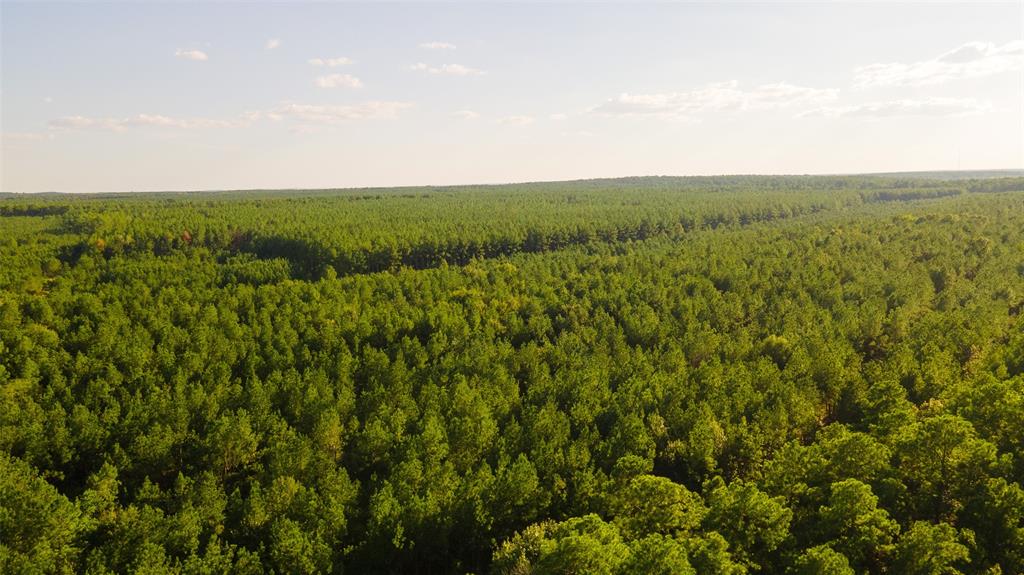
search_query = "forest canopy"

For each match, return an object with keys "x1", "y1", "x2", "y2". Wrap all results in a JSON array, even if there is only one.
[{"x1": 2, "y1": 175, "x2": 1024, "y2": 574}]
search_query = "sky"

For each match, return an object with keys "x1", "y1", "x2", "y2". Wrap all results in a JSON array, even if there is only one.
[{"x1": 1, "y1": 1, "x2": 1022, "y2": 193}]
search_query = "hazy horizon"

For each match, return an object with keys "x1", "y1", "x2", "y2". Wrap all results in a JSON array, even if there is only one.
[
  {"x1": 3, "y1": 2, "x2": 1022, "y2": 193},
  {"x1": 3, "y1": 169, "x2": 1024, "y2": 196}
]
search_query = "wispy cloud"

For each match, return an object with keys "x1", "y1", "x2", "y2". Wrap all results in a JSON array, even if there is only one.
[
  {"x1": 48, "y1": 101, "x2": 413, "y2": 133},
  {"x1": 265, "y1": 38, "x2": 281, "y2": 50},
  {"x1": 420, "y1": 41, "x2": 456, "y2": 50},
  {"x1": 3, "y1": 131, "x2": 55, "y2": 142},
  {"x1": 270, "y1": 101, "x2": 414, "y2": 123},
  {"x1": 593, "y1": 81, "x2": 839, "y2": 119},
  {"x1": 559, "y1": 130, "x2": 595, "y2": 138},
  {"x1": 853, "y1": 40, "x2": 1024, "y2": 88},
  {"x1": 411, "y1": 62, "x2": 485, "y2": 76},
  {"x1": 50, "y1": 114, "x2": 243, "y2": 131},
  {"x1": 308, "y1": 57, "x2": 353, "y2": 67},
  {"x1": 800, "y1": 97, "x2": 991, "y2": 119},
  {"x1": 497, "y1": 115, "x2": 535, "y2": 126},
  {"x1": 314, "y1": 74, "x2": 363, "y2": 89},
  {"x1": 453, "y1": 110, "x2": 481, "y2": 120},
  {"x1": 175, "y1": 49, "x2": 208, "y2": 61}
]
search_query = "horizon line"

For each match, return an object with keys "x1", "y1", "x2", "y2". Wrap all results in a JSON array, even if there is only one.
[{"x1": 3, "y1": 168, "x2": 1022, "y2": 196}]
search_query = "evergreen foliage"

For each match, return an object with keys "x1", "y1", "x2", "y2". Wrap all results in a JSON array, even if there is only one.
[{"x1": 2, "y1": 175, "x2": 1023, "y2": 573}]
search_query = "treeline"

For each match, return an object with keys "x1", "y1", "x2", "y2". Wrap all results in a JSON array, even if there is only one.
[
  {"x1": 1, "y1": 177, "x2": 1023, "y2": 574},
  {"x1": 0, "y1": 205, "x2": 69, "y2": 217},
  {"x1": 14, "y1": 176, "x2": 1016, "y2": 283}
]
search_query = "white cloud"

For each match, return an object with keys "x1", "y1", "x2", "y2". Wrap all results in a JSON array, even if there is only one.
[
  {"x1": 271, "y1": 101, "x2": 414, "y2": 123},
  {"x1": 49, "y1": 116, "x2": 110, "y2": 130},
  {"x1": 175, "y1": 49, "x2": 208, "y2": 61},
  {"x1": 287, "y1": 124, "x2": 322, "y2": 135},
  {"x1": 410, "y1": 62, "x2": 485, "y2": 76},
  {"x1": 314, "y1": 74, "x2": 363, "y2": 88},
  {"x1": 266, "y1": 38, "x2": 281, "y2": 50},
  {"x1": 593, "y1": 81, "x2": 839, "y2": 119},
  {"x1": 800, "y1": 97, "x2": 991, "y2": 119},
  {"x1": 497, "y1": 115, "x2": 535, "y2": 126},
  {"x1": 308, "y1": 57, "x2": 353, "y2": 67},
  {"x1": 49, "y1": 114, "x2": 244, "y2": 131},
  {"x1": 122, "y1": 114, "x2": 243, "y2": 128},
  {"x1": 420, "y1": 41, "x2": 456, "y2": 50},
  {"x1": 453, "y1": 110, "x2": 481, "y2": 120},
  {"x1": 3, "y1": 131, "x2": 54, "y2": 142},
  {"x1": 549, "y1": 113, "x2": 568, "y2": 121},
  {"x1": 853, "y1": 40, "x2": 1024, "y2": 88},
  {"x1": 47, "y1": 102, "x2": 414, "y2": 134},
  {"x1": 43, "y1": 96, "x2": 54, "y2": 104}
]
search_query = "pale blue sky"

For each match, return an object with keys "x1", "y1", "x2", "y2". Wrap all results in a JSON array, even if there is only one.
[{"x1": 2, "y1": 1, "x2": 1022, "y2": 192}]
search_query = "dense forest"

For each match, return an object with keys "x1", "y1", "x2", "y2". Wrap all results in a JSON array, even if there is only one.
[{"x1": 2, "y1": 175, "x2": 1024, "y2": 574}]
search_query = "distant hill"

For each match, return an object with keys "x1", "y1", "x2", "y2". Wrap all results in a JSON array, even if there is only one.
[
  {"x1": 858, "y1": 169, "x2": 1024, "y2": 180},
  {"x1": 3, "y1": 170, "x2": 1022, "y2": 197}
]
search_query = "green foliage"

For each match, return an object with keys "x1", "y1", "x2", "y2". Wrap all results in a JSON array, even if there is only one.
[
  {"x1": 704, "y1": 478, "x2": 794, "y2": 571},
  {"x1": 620, "y1": 534, "x2": 696, "y2": 575},
  {"x1": 894, "y1": 415, "x2": 999, "y2": 521},
  {"x1": 2, "y1": 176, "x2": 1023, "y2": 573},
  {"x1": 609, "y1": 474, "x2": 707, "y2": 538},
  {"x1": 893, "y1": 522, "x2": 970, "y2": 575},
  {"x1": 491, "y1": 515, "x2": 629, "y2": 575},
  {"x1": 790, "y1": 545, "x2": 854, "y2": 575},
  {"x1": 0, "y1": 454, "x2": 89, "y2": 574},
  {"x1": 818, "y1": 479, "x2": 898, "y2": 571}
]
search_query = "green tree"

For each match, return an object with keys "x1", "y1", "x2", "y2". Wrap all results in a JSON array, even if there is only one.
[
  {"x1": 818, "y1": 479, "x2": 898, "y2": 572},
  {"x1": 703, "y1": 478, "x2": 793, "y2": 571},
  {"x1": 491, "y1": 515, "x2": 629, "y2": 575},
  {"x1": 789, "y1": 545, "x2": 854, "y2": 575},
  {"x1": 892, "y1": 522, "x2": 969, "y2": 575},
  {"x1": 894, "y1": 415, "x2": 998, "y2": 521},
  {"x1": 0, "y1": 454, "x2": 90, "y2": 574},
  {"x1": 610, "y1": 474, "x2": 707, "y2": 539}
]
